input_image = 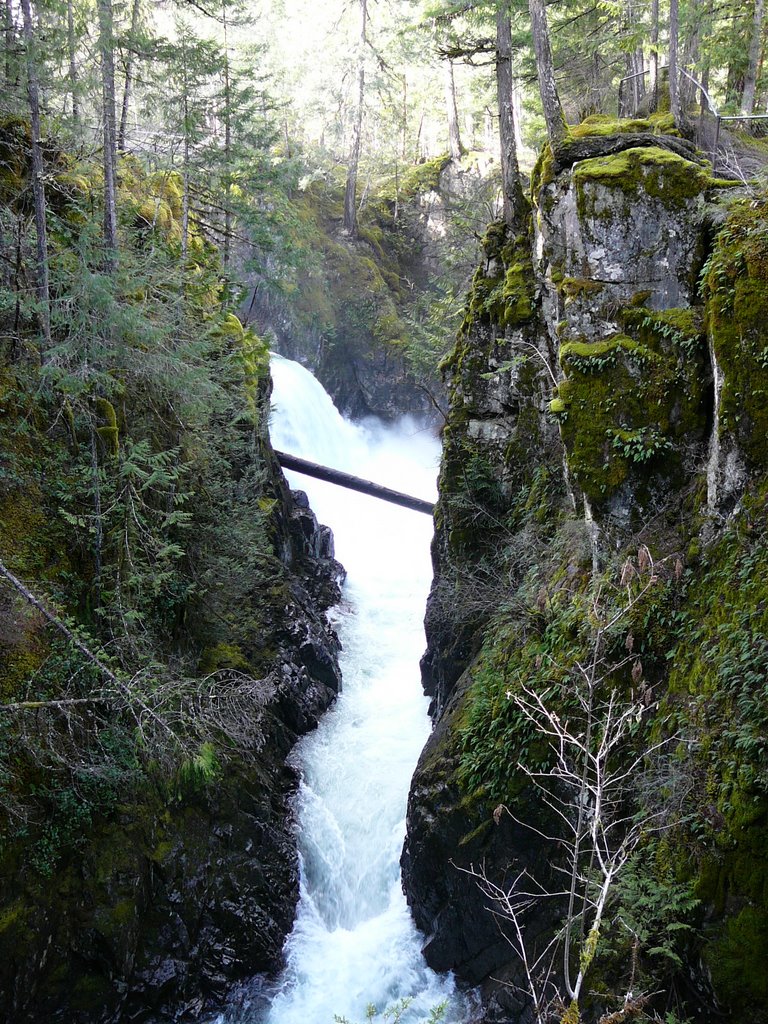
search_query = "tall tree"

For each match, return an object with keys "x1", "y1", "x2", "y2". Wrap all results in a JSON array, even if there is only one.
[
  {"x1": 742, "y1": 0, "x2": 765, "y2": 115},
  {"x1": 221, "y1": 0, "x2": 233, "y2": 266},
  {"x1": 19, "y1": 0, "x2": 51, "y2": 349},
  {"x1": 495, "y1": 7, "x2": 525, "y2": 229},
  {"x1": 444, "y1": 57, "x2": 462, "y2": 160},
  {"x1": 649, "y1": 0, "x2": 659, "y2": 108},
  {"x1": 163, "y1": 22, "x2": 219, "y2": 261},
  {"x1": 528, "y1": 0, "x2": 567, "y2": 148},
  {"x1": 344, "y1": 0, "x2": 367, "y2": 237},
  {"x1": 668, "y1": 0, "x2": 680, "y2": 121},
  {"x1": 4, "y1": 0, "x2": 15, "y2": 90},
  {"x1": 118, "y1": 0, "x2": 142, "y2": 151},
  {"x1": 97, "y1": 0, "x2": 119, "y2": 267},
  {"x1": 66, "y1": 0, "x2": 79, "y2": 124}
]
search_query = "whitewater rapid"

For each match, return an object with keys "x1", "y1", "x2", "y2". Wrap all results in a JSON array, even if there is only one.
[{"x1": 233, "y1": 354, "x2": 468, "y2": 1024}]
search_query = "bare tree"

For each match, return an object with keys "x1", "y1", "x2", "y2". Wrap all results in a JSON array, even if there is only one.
[
  {"x1": 118, "y1": 0, "x2": 141, "y2": 151},
  {"x1": 649, "y1": 0, "x2": 659, "y2": 109},
  {"x1": 4, "y1": 0, "x2": 14, "y2": 89},
  {"x1": 221, "y1": 0, "x2": 233, "y2": 265},
  {"x1": 66, "y1": 0, "x2": 79, "y2": 124},
  {"x1": 462, "y1": 550, "x2": 688, "y2": 1022}
]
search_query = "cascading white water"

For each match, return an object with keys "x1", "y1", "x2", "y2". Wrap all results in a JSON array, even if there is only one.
[{"x1": 243, "y1": 354, "x2": 469, "y2": 1024}]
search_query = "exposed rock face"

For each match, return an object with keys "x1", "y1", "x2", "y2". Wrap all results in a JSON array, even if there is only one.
[
  {"x1": 403, "y1": 122, "x2": 768, "y2": 1023},
  {"x1": 0, "y1": 466, "x2": 344, "y2": 1024}
]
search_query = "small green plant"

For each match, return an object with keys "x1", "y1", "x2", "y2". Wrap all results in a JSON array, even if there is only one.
[
  {"x1": 607, "y1": 426, "x2": 673, "y2": 464},
  {"x1": 334, "y1": 997, "x2": 447, "y2": 1024}
]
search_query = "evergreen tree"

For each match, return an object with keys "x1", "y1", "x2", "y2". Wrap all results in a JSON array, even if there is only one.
[
  {"x1": 344, "y1": 0, "x2": 367, "y2": 237},
  {"x1": 19, "y1": 0, "x2": 50, "y2": 348}
]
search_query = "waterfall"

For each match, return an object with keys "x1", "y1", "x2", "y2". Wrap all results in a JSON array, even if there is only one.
[{"x1": 226, "y1": 355, "x2": 470, "y2": 1024}]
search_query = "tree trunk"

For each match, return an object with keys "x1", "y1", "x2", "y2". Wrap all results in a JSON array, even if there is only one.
[
  {"x1": 679, "y1": 2, "x2": 704, "y2": 111},
  {"x1": 413, "y1": 106, "x2": 425, "y2": 163},
  {"x1": 444, "y1": 58, "x2": 462, "y2": 160},
  {"x1": 5, "y1": 0, "x2": 15, "y2": 89},
  {"x1": 181, "y1": 47, "x2": 190, "y2": 262},
  {"x1": 726, "y1": 10, "x2": 747, "y2": 106},
  {"x1": 65, "y1": 0, "x2": 79, "y2": 123},
  {"x1": 528, "y1": 0, "x2": 567, "y2": 148},
  {"x1": 89, "y1": 425, "x2": 103, "y2": 607},
  {"x1": 98, "y1": 0, "x2": 118, "y2": 268},
  {"x1": 495, "y1": 8, "x2": 525, "y2": 229},
  {"x1": 222, "y1": 1, "x2": 232, "y2": 265},
  {"x1": 668, "y1": 0, "x2": 680, "y2": 122},
  {"x1": 624, "y1": 0, "x2": 644, "y2": 112},
  {"x1": 118, "y1": 0, "x2": 141, "y2": 151},
  {"x1": 20, "y1": 0, "x2": 51, "y2": 350},
  {"x1": 401, "y1": 72, "x2": 407, "y2": 162},
  {"x1": 742, "y1": 0, "x2": 765, "y2": 114},
  {"x1": 649, "y1": 0, "x2": 659, "y2": 110},
  {"x1": 343, "y1": 0, "x2": 366, "y2": 237}
]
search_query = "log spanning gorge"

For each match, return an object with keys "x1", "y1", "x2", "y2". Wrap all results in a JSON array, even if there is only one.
[{"x1": 215, "y1": 355, "x2": 471, "y2": 1024}]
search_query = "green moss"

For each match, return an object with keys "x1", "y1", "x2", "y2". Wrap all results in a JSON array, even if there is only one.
[
  {"x1": 556, "y1": 327, "x2": 707, "y2": 504},
  {"x1": 150, "y1": 839, "x2": 173, "y2": 863},
  {"x1": 559, "y1": 277, "x2": 604, "y2": 300},
  {"x1": 623, "y1": 305, "x2": 705, "y2": 356},
  {"x1": 530, "y1": 143, "x2": 556, "y2": 197},
  {"x1": 0, "y1": 901, "x2": 26, "y2": 934},
  {"x1": 705, "y1": 906, "x2": 768, "y2": 1010},
  {"x1": 451, "y1": 221, "x2": 535, "y2": 350},
  {"x1": 566, "y1": 112, "x2": 679, "y2": 140},
  {"x1": 704, "y1": 193, "x2": 768, "y2": 469},
  {"x1": 94, "y1": 397, "x2": 119, "y2": 456},
  {"x1": 110, "y1": 899, "x2": 135, "y2": 926},
  {"x1": 560, "y1": 334, "x2": 658, "y2": 372},
  {"x1": 549, "y1": 396, "x2": 568, "y2": 416},
  {"x1": 573, "y1": 146, "x2": 729, "y2": 211},
  {"x1": 376, "y1": 154, "x2": 451, "y2": 203},
  {"x1": 560, "y1": 999, "x2": 580, "y2": 1024},
  {"x1": 198, "y1": 641, "x2": 250, "y2": 674},
  {"x1": 660, "y1": 520, "x2": 768, "y2": 1013}
]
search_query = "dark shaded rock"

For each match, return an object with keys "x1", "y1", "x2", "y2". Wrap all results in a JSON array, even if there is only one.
[
  {"x1": 0, "y1": 431, "x2": 344, "y2": 1024},
  {"x1": 402, "y1": 669, "x2": 560, "y2": 1016}
]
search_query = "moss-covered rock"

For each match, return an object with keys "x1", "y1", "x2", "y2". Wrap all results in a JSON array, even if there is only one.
[
  {"x1": 704, "y1": 193, "x2": 768, "y2": 512},
  {"x1": 555, "y1": 319, "x2": 708, "y2": 513},
  {"x1": 406, "y1": 119, "x2": 768, "y2": 1024}
]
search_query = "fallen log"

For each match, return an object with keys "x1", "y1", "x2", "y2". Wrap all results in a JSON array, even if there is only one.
[{"x1": 275, "y1": 450, "x2": 435, "y2": 516}]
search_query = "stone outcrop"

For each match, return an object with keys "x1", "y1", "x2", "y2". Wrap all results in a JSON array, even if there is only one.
[
  {"x1": 403, "y1": 118, "x2": 768, "y2": 1023},
  {"x1": 0, "y1": 443, "x2": 345, "y2": 1024}
]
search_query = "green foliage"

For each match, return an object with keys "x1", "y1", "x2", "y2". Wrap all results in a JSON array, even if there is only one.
[
  {"x1": 334, "y1": 998, "x2": 447, "y2": 1024},
  {"x1": 555, "y1": 315, "x2": 708, "y2": 505},
  {"x1": 608, "y1": 426, "x2": 673, "y2": 464},
  {"x1": 0, "y1": 127, "x2": 289, "y2": 878},
  {"x1": 177, "y1": 741, "x2": 220, "y2": 794},
  {"x1": 609, "y1": 845, "x2": 700, "y2": 971},
  {"x1": 703, "y1": 191, "x2": 768, "y2": 470}
]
